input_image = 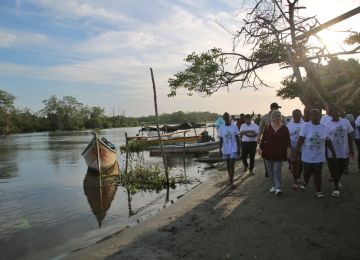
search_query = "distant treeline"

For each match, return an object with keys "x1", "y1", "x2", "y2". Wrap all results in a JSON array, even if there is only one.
[{"x1": 0, "y1": 91, "x2": 219, "y2": 135}]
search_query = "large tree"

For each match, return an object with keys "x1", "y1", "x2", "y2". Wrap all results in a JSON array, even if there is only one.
[
  {"x1": 168, "y1": 1, "x2": 360, "y2": 109},
  {"x1": 0, "y1": 90, "x2": 16, "y2": 134}
]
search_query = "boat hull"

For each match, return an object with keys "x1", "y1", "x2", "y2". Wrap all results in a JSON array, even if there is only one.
[
  {"x1": 149, "y1": 141, "x2": 219, "y2": 154},
  {"x1": 129, "y1": 134, "x2": 202, "y2": 145},
  {"x1": 82, "y1": 135, "x2": 117, "y2": 173}
]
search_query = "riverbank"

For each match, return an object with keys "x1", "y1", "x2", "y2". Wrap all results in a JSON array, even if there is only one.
[{"x1": 67, "y1": 159, "x2": 360, "y2": 260}]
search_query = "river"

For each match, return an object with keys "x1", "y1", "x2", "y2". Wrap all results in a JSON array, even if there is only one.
[{"x1": 0, "y1": 127, "x2": 214, "y2": 259}]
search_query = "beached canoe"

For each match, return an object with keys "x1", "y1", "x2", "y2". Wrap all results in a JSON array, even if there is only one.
[
  {"x1": 83, "y1": 166, "x2": 119, "y2": 227},
  {"x1": 82, "y1": 133, "x2": 117, "y2": 173},
  {"x1": 128, "y1": 133, "x2": 202, "y2": 145},
  {"x1": 149, "y1": 141, "x2": 219, "y2": 154}
]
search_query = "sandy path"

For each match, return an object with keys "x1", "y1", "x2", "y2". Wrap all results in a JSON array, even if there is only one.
[{"x1": 67, "y1": 159, "x2": 360, "y2": 260}]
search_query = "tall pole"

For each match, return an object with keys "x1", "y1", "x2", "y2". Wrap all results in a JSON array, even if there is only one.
[
  {"x1": 150, "y1": 68, "x2": 169, "y2": 186},
  {"x1": 125, "y1": 132, "x2": 129, "y2": 175}
]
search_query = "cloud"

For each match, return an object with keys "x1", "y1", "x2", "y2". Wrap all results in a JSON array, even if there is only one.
[
  {"x1": 31, "y1": 0, "x2": 130, "y2": 23},
  {"x1": 0, "y1": 32, "x2": 17, "y2": 48},
  {"x1": 0, "y1": 29, "x2": 49, "y2": 48}
]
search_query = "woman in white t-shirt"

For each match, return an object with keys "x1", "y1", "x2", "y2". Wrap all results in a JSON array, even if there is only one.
[
  {"x1": 294, "y1": 109, "x2": 336, "y2": 199},
  {"x1": 325, "y1": 106, "x2": 354, "y2": 197},
  {"x1": 239, "y1": 114, "x2": 259, "y2": 175},
  {"x1": 287, "y1": 109, "x2": 305, "y2": 189},
  {"x1": 219, "y1": 112, "x2": 240, "y2": 188},
  {"x1": 355, "y1": 115, "x2": 360, "y2": 172}
]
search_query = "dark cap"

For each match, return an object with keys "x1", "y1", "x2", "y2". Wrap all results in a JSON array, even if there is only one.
[{"x1": 270, "y1": 102, "x2": 281, "y2": 109}]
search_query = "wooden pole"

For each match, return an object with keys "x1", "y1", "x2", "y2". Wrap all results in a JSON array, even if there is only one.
[
  {"x1": 150, "y1": 68, "x2": 169, "y2": 186},
  {"x1": 125, "y1": 132, "x2": 129, "y2": 175},
  {"x1": 94, "y1": 132, "x2": 102, "y2": 188}
]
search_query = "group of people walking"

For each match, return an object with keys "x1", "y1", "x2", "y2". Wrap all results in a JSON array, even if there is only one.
[{"x1": 218, "y1": 102, "x2": 360, "y2": 199}]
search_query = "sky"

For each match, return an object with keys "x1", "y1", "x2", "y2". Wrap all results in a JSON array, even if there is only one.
[{"x1": 0, "y1": 0, "x2": 359, "y2": 117}]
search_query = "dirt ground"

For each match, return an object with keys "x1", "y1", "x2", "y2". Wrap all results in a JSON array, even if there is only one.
[{"x1": 67, "y1": 158, "x2": 360, "y2": 260}]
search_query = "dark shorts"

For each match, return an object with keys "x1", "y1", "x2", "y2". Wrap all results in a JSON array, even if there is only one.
[{"x1": 303, "y1": 162, "x2": 323, "y2": 170}]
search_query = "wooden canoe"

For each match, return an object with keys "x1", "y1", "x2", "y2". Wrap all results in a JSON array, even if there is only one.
[
  {"x1": 82, "y1": 133, "x2": 117, "y2": 173},
  {"x1": 128, "y1": 130, "x2": 202, "y2": 145},
  {"x1": 149, "y1": 141, "x2": 219, "y2": 154}
]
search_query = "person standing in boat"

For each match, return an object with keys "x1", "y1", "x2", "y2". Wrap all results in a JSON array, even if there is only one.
[
  {"x1": 219, "y1": 112, "x2": 241, "y2": 188},
  {"x1": 239, "y1": 114, "x2": 259, "y2": 175}
]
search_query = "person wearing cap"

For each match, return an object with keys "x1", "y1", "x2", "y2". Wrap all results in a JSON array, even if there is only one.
[{"x1": 258, "y1": 103, "x2": 287, "y2": 142}]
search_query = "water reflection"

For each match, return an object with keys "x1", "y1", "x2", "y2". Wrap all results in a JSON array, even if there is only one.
[
  {"x1": 47, "y1": 131, "x2": 91, "y2": 166},
  {"x1": 0, "y1": 136, "x2": 18, "y2": 179},
  {"x1": 83, "y1": 165, "x2": 120, "y2": 228}
]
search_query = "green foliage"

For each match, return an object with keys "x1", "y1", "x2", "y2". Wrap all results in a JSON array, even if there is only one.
[
  {"x1": 251, "y1": 40, "x2": 285, "y2": 63},
  {"x1": 278, "y1": 58, "x2": 360, "y2": 112},
  {"x1": 168, "y1": 48, "x2": 226, "y2": 97},
  {"x1": 120, "y1": 140, "x2": 153, "y2": 153},
  {"x1": 0, "y1": 90, "x2": 219, "y2": 134},
  {"x1": 119, "y1": 166, "x2": 176, "y2": 194},
  {"x1": 344, "y1": 32, "x2": 360, "y2": 45}
]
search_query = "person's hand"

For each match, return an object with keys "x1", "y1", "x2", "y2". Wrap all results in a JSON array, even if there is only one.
[
  {"x1": 349, "y1": 150, "x2": 355, "y2": 159},
  {"x1": 257, "y1": 148, "x2": 262, "y2": 156}
]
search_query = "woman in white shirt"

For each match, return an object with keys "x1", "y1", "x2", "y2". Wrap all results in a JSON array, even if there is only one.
[
  {"x1": 239, "y1": 114, "x2": 259, "y2": 175},
  {"x1": 219, "y1": 112, "x2": 241, "y2": 188},
  {"x1": 294, "y1": 109, "x2": 336, "y2": 199},
  {"x1": 287, "y1": 109, "x2": 305, "y2": 189},
  {"x1": 355, "y1": 115, "x2": 360, "y2": 172},
  {"x1": 326, "y1": 106, "x2": 354, "y2": 197}
]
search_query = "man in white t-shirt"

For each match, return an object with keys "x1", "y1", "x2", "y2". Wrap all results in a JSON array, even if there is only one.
[
  {"x1": 219, "y1": 112, "x2": 240, "y2": 188},
  {"x1": 325, "y1": 106, "x2": 354, "y2": 197},
  {"x1": 354, "y1": 114, "x2": 360, "y2": 172},
  {"x1": 287, "y1": 109, "x2": 305, "y2": 189},
  {"x1": 295, "y1": 109, "x2": 336, "y2": 199},
  {"x1": 239, "y1": 114, "x2": 259, "y2": 175}
]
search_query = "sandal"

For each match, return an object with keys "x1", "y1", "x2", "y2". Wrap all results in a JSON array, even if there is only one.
[
  {"x1": 332, "y1": 190, "x2": 340, "y2": 197},
  {"x1": 315, "y1": 192, "x2": 325, "y2": 199}
]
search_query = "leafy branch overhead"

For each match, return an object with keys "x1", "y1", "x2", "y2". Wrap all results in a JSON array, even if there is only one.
[{"x1": 168, "y1": 0, "x2": 360, "y2": 109}]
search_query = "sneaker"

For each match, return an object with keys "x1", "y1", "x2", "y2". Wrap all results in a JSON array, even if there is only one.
[
  {"x1": 332, "y1": 190, "x2": 340, "y2": 197},
  {"x1": 249, "y1": 169, "x2": 255, "y2": 175},
  {"x1": 291, "y1": 184, "x2": 299, "y2": 190},
  {"x1": 269, "y1": 187, "x2": 276, "y2": 193},
  {"x1": 299, "y1": 183, "x2": 307, "y2": 190},
  {"x1": 315, "y1": 192, "x2": 325, "y2": 199},
  {"x1": 275, "y1": 189, "x2": 282, "y2": 195}
]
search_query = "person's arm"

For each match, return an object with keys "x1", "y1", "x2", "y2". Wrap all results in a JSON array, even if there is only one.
[
  {"x1": 257, "y1": 118, "x2": 265, "y2": 143},
  {"x1": 348, "y1": 133, "x2": 354, "y2": 158},
  {"x1": 294, "y1": 136, "x2": 305, "y2": 161},
  {"x1": 325, "y1": 139, "x2": 336, "y2": 159},
  {"x1": 236, "y1": 134, "x2": 241, "y2": 155},
  {"x1": 219, "y1": 137, "x2": 223, "y2": 157}
]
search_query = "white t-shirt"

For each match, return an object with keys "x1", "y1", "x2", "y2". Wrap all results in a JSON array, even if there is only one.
[
  {"x1": 320, "y1": 115, "x2": 332, "y2": 124},
  {"x1": 239, "y1": 122, "x2": 259, "y2": 142},
  {"x1": 326, "y1": 119, "x2": 354, "y2": 158},
  {"x1": 287, "y1": 121, "x2": 305, "y2": 149},
  {"x1": 219, "y1": 124, "x2": 239, "y2": 154},
  {"x1": 299, "y1": 123, "x2": 329, "y2": 163},
  {"x1": 355, "y1": 116, "x2": 360, "y2": 139}
]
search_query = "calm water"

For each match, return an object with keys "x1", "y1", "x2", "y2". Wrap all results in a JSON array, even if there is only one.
[{"x1": 0, "y1": 128, "x2": 212, "y2": 259}]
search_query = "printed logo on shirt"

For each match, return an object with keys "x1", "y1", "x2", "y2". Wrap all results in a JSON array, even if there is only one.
[
  {"x1": 310, "y1": 132, "x2": 321, "y2": 146},
  {"x1": 334, "y1": 126, "x2": 345, "y2": 144}
]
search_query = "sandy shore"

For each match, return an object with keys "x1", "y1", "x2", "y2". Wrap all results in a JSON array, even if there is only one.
[{"x1": 67, "y1": 159, "x2": 360, "y2": 260}]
